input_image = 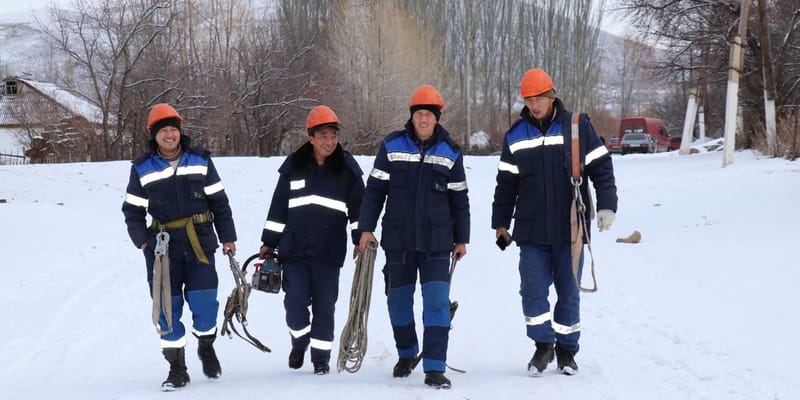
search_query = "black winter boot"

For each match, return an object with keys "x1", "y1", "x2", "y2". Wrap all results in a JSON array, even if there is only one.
[
  {"x1": 527, "y1": 342, "x2": 555, "y2": 376},
  {"x1": 424, "y1": 371, "x2": 452, "y2": 389},
  {"x1": 161, "y1": 348, "x2": 190, "y2": 391},
  {"x1": 289, "y1": 348, "x2": 305, "y2": 370},
  {"x1": 555, "y1": 346, "x2": 579, "y2": 375},
  {"x1": 313, "y1": 361, "x2": 330, "y2": 375},
  {"x1": 393, "y1": 358, "x2": 414, "y2": 377},
  {"x1": 196, "y1": 333, "x2": 222, "y2": 379}
]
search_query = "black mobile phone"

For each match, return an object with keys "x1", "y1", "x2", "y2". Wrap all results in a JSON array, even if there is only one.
[{"x1": 496, "y1": 235, "x2": 509, "y2": 251}]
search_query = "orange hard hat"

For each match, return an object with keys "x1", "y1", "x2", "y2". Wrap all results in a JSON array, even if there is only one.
[
  {"x1": 147, "y1": 103, "x2": 183, "y2": 130},
  {"x1": 306, "y1": 105, "x2": 341, "y2": 133},
  {"x1": 409, "y1": 84, "x2": 445, "y2": 110},
  {"x1": 520, "y1": 68, "x2": 555, "y2": 98}
]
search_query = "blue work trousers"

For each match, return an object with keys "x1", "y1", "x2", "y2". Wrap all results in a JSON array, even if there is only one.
[
  {"x1": 384, "y1": 251, "x2": 451, "y2": 373},
  {"x1": 145, "y1": 249, "x2": 219, "y2": 347},
  {"x1": 518, "y1": 244, "x2": 582, "y2": 353},
  {"x1": 282, "y1": 258, "x2": 341, "y2": 363}
]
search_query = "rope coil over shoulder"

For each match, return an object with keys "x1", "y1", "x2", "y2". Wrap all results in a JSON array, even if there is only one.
[
  {"x1": 570, "y1": 112, "x2": 598, "y2": 293},
  {"x1": 220, "y1": 253, "x2": 271, "y2": 352},
  {"x1": 150, "y1": 211, "x2": 214, "y2": 264},
  {"x1": 337, "y1": 243, "x2": 378, "y2": 373}
]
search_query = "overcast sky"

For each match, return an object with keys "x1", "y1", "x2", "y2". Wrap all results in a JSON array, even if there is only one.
[
  {"x1": 0, "y1": 0, "x2": 628, "y2": 35},
  {"x1": 0, "y1": 0, "x2": 52, "y2": 21}
]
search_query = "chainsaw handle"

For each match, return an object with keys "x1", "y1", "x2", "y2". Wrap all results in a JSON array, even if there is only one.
[{"x1": 241, "y1": 253, "x2": 261, "y2": 273}]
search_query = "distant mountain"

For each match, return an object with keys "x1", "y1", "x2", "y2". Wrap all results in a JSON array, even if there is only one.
[
  {"x1": 595, "y1": 28, "x2": 673, "y2": 118},
  {"x1": 0, "y1": 21, "x2": 54, "y2": 81}
]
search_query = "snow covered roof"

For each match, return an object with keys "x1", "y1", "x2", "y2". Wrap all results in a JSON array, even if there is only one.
[{"x1": 0, "y1": 77, "x2": 104, "y2": 125}]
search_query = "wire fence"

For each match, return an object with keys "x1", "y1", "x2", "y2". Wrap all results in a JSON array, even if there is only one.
[
  {"x1": 0, "y1": 148, "x2": 86, "y2": 165},
  {"x1": 0, "y1": 148, "x2": 29, "y2": 165}
]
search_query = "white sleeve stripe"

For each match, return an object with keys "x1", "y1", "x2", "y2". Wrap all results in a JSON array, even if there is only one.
[
  {"x1": 497, "y1": 161, "x2": 519, "y2": 175},
  {"x1": 447, "y1": 181, "x2": 468, "y2": 191},
  {"x1": 124, "y1": 193, "x2": 149, "y2": 208},
  {"x1": 264, "y1": 220, "x2": 285, "y2": 233},
  {"x1": 370, "y1": 168, "x2": 390, "y2": 181},
  {"x1": 584, "y1": 146, "x2": 609, "y2": 166},
  {"x1": 204, "y1": 181, "x2": 224, "y2": 195},
  {"x1": 290, "y1": 179, "x2": 306, "y2": 190}
]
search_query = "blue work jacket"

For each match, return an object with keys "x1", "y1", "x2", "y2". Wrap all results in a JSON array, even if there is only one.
[
  {"x1": 359, "y1": 122, "x2": 470, "y2": 252},
  {"x1": 492, "y1": 99, "x2": 617, "y2": 245},
  {"x1": 122, "y1": 135, "x2": 237, "y2": 261},
  {"x1": 261, "y1": 142, "x2": 364, "y2": 267}
]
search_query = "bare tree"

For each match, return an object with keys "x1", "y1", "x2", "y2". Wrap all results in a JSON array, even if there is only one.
[
  {"x1": 39, "y1": 0, "x2": 174, "y2": 160},
  {"x1": 618, "y1": 0, "x2": 800, "y2": 150},
  {"x1": 323, "y1": 0, "x2": 447, "y2": 152},
  {"x1": 401, "y1": 0, "x2": 603, "y2": 147},
  {"x1": 33, "y1": 0, "x2": 612, "y2": 160},
  {"x1": 616, "y1": 35, "x2": 655, "y2": 119},
  {"x1": 118, "y1": 0, "x2": 318, "y2": 156},
  {"x1": 231, "y1": 13, "x2": 318, "y2": 155}
]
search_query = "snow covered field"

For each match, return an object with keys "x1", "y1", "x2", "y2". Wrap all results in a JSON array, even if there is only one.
[{"x1": 0, "y1": 149, "x2": 795, "y2": 399}]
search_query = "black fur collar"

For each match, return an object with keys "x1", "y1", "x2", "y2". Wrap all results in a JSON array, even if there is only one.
[{"x1": 290, "y1": 141, "x2": 346, "y2": 172}]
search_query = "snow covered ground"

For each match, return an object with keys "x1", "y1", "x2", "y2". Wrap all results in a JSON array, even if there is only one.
[{"x1": 0, "y1": 148, "x2": 796, "y2": 399}]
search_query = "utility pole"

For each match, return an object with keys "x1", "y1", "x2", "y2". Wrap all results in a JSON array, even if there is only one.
[
  {"x1": 463, "y1": 0, "x2": 474, "y2": 152},
  {"x1": 679, "y1": 86, "x2": 698, "y2": 155},
  {"x1": 698, "y1": 95, "x2": 706, "y2": 143},
  {"x1": 757, "y1": 0, "x2": 777, "y2": 154},
  {"x1": 722, "y1": 0, "x2": 751, "y2": 167}
]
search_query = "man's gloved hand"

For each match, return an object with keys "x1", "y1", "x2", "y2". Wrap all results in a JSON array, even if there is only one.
[{"x1": 597, "y1": 209, "x2": 616, "y2": 232}]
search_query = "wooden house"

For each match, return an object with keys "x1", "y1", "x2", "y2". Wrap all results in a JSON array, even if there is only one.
[{"x1": 0, "y1": 77, "x2": 103, "y2": 163}]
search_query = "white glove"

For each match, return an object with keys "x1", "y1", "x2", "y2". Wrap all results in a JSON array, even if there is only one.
[{"x1": 597, "y1": 209, "x2": 615, "y2": 232}]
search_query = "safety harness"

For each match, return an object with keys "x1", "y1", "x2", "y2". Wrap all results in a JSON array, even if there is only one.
[
  {"x1": 151, "y1": 230, "x2": 173, "y2": 335},
  {"x1": 150, "y1": 211, "x2": 215, "y2": 264},
  {"x1": 148, "y1": 211, "x2": 214, "y2": 336},
  {"x1": 569, "y1": 113, "x2": 598, "y2": 293},
  {"x1": 220, "y1": 253, "x2": 271, "y2": 353}
]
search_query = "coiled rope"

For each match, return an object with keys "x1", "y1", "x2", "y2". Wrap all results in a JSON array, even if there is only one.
[{"x1": 336, "y1": 243, "x2": 378, "y2": 373}]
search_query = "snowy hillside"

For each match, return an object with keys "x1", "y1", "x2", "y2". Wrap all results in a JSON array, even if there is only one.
[
  {"x1": 0, "y1": 21, "x2": 52, "y2": 77},
  {"x1": 0, "y1": 149, "x2": 796, "y2": 399}
]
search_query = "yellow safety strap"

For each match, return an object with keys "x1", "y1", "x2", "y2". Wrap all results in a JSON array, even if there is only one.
[{"x1": 151, "y1": 212, "x2": 214, "y2": 264}]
